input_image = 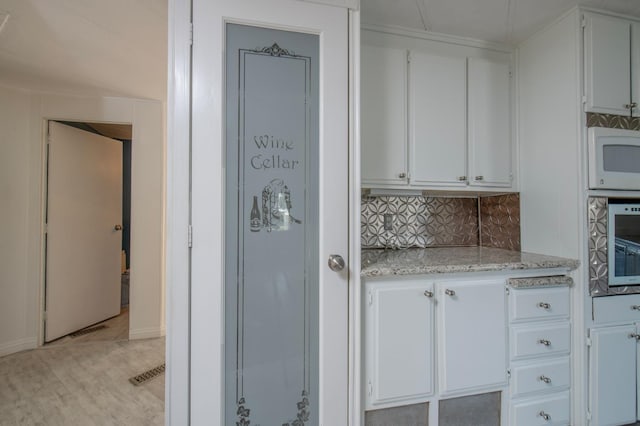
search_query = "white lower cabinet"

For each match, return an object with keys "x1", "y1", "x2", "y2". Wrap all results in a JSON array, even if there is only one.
[
  {"x1": 364, "y1": 277, "x2": 507, "y2": 411},
  {"x1": 364, "y1": 275, "x2": 573, "y2": 425},
  {"x1": 588, "y1": 294, "x2": 640, "y2": 426},
  {"x1": 589, "y1": 324, "x2": 637, "y2": 426},
  {"x1": 438, "y1": 280, "x2": 507, "y2": 395},
  {"x1": 507, "y1": 285, "x2": 571, "y2": 426},
  {"x1": 365, "y1": 280, "x2": 434, "y2": 406}
]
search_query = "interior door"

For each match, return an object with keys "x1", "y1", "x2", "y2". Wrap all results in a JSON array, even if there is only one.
[
  {"x1": 45, "y1": 121, "x2": 122, "y2": 342},
  {"x1": 190, "y1": 0, "x2": 349, "y2": 424}
]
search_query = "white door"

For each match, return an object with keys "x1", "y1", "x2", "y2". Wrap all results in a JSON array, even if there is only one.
[
  {"x1": 438, "y1": 279, "x2": 507, "y2": 395},
  {"x1": 589, "y1": 325, "x2": 637, "y2": 426},
  {"x1": 467, "y1": 57, "x2": 512, "y2": 188},
  {"x1": 361, "y1": 44, "x2": 408, "y2": 186},
  {"x1": 45, "y1": 121, "x2": 122, "y2": 342},
  {"x1": 410, "y1": 52, "x2": 467, "y2": 186},
  {"x1": 584, "y1": 13, "x2": 632, "y2": 116},
  {"x1": 365, "y1": 280, "x2": 434, "y2": 408},
  {"x1": 190, "y1": 1, "x2": 349, "y2": 424}
]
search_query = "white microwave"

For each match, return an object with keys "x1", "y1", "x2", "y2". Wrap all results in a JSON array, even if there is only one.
[{"x1": 589, "y1": 128, "x2": 640, "y2": 190}]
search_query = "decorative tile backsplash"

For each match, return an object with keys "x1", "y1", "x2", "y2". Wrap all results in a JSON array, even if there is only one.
[
  {"x1": 480, "y1": 194, "x2": 521, "y2": 251},
  {"x1": 361, "y1": 196, "x2": 478, "y2": 248},
  {"x1": 361, "y1": 193, "x2": 520, "y2": 250},
  {"x1": 587, "y1": 112, "x2": 640, "y2": 130}
]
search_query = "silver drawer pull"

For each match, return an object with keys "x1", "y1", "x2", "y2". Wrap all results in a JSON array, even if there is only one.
[
  {"x1": 632, "y1": 305, "x2": 640, "y2": 311},
  {"x1": 423, "y1": 290, "x2": 434, "y2": 298},
  {"x1": 630, "y1": 333, "x2": 640, "y2": 340},
  {"x1": 538, "y1": 375, "x2": 552, "y2": 384},
  {"x1": 539, "y1": 411, "x2": 551, "y2": 421},
  {"x1": 538, "y1": 339, "x2": 551, "y2": 346},
  {"x1": 445, "y1": 289, "x2": 456, "y2": 297},
  {"x1": 537, "y1": 302, "x2": 551, "y2": 309}
]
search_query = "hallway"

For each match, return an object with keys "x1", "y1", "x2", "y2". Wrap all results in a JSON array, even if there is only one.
[{"x1": 0, "y1": 336, "x2": 164, "y2": 425}]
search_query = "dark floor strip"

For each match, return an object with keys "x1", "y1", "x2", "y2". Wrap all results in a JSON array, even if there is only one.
[
  {"x1": 69, "y1": 324, "x2": 108, "y2": 338},
  {"x1": 129, "y1": 363, "x2": 166, "y2": 386}
]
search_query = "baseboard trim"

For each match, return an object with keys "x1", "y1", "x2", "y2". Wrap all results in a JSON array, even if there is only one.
[
  {"x1": 0, "y1": 337, "x2": 38, "y2": 357},
  {"x1": 129, "y1": 326, "x2": 165, "y2": 340}
]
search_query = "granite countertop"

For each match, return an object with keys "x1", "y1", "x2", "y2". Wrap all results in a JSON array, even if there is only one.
[{"x1": 361, "y1": 246, "x2": 579, "y2": 278}]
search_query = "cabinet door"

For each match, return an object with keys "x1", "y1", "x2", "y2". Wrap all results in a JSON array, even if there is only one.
[
  {"x1": 361, "y1": 45, "x2": 408, "y2": 185},
  {"x1": 438, "y1": 279, "x2": 507, "y2": 395},
  {"x1": 468, "y1": 58, "x2": 512, "y2": 188},
  {"x1": 589, "y1": 325, "x2": 637, "y2": 426},
  {"x1": 365, "y1": 281, "x2": 434, "y2": 407},
  {"x1": 409, "y1": 51, "x2": 467, "y2": 186},
  {"x1": 584, "y1": 13, "x2": 632, "y2": 116}
]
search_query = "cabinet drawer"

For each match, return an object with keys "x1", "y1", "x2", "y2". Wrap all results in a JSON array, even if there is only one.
[
  {"x1": 510, "y1": 357, "x2": 571, "y2": 398},
  {"x1": 510, "y1": 391, "x2": 570, "y2": 426},
  {"x1": 511, "y1": 323, "x2": 570, "y2": 360},
  {"x1": 510, "y1": 287, "x2": 570, "y2": 322},
  {"x1": 593, "y1": 294, "x2": 640, "y2": 324}
]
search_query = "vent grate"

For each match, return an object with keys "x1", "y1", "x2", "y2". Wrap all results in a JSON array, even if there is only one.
[
  {"x1": 129, "y1": 363, "x2": 165, "y2": 386},
  {"x1": 69, "y1": 324, "x2": 107, "y2": 338}
]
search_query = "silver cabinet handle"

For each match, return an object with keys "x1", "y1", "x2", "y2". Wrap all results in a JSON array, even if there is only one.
[
  {"x1": 539, "y1": 411, "x2": 551, "y2": 421},
  {"x1": 537, "y1": 302, "x2": 551, "y2": 310},
  {"x1": 114, "y1": 224, "x2": 123, "y2": 231},
  {"x1": 625, "y1": 102, "x2": 638, "y2": 109},
  {"x1": 458, "y1": 176, "x2": 467, "y2": 181},
  {"x1": 423, "y1": 290, "x2": 434, "y2": 298},
  {"x1": 327, "y1": 254, "x2": 345, "y2": 272},
  {"x1": 632, "y1": 305, "x2": 640, "y2": 311},
  {"x1": 398, "y1": 172, "x2": 407, "y2": 179},
  {"x1": 539, "y1": 375, "x2": 552, "y2": 384},
  {"x1": 629, "y1": 333, "x2": 640, "y2": 340},
  {"x1": 445, "y1": 289, "x2": 455, "y2": 296},
  {"x1": 475, "y1": 175, "x2": 484, "y2": 181},
  {"x1": 538, "y1": 339, "x2": 551, "y2": 346}
]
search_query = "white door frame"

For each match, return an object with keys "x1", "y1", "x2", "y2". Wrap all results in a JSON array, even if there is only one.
[
  {"x1": 166, "y1": 0, "x2": 362, "y2": 425},
  {"x1": 35, "y1": 95, "x2": 164, "y2": 349}
]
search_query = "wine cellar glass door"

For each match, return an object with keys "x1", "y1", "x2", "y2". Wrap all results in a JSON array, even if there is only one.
[{"x1": 223, "y1": 21, "x2": 348, "y2": 426}]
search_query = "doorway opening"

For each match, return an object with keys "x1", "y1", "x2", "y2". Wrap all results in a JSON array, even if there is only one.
[{"x1": 43, "y1": 120, "x2": 133, "y2": 346}]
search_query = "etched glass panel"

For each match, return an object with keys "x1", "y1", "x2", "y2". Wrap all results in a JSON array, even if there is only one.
[{"x1": 225, "y1": 24, "x2": 319, "y2": 426}]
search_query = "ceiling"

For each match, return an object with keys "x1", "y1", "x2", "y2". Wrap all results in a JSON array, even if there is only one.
[
  {"x1": 0, "y1": 0, "x2": 639, "y2": 101},
  {"x1": 361, "y1": 0, "x2": 640, "y2": 45},
  {"x1": 0, "y1": 0, "x2": 167, "y2": 101}
]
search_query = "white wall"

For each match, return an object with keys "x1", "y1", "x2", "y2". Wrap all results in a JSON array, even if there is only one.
[
  {"x1": 0, "y1": 86, "x2": 165, "y2": 356},
  {"x1": 517, "y1": 9, "x2": 582, "y2": 259},
  {"x1": 0, "y1": 86, "x2": 38, "y2": 355}
]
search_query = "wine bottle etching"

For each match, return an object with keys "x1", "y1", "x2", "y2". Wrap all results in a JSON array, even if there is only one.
[
  {"x1": 250, "y1": 195, "x2": 261, "y2": 232},
  {"x1": 252, "y1": 179, "x2": 301, "y2": 232}
]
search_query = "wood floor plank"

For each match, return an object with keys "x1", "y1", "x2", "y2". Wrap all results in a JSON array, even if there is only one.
[{"x1": 0, "y1": 337, "x2": 164, "y2": 425}]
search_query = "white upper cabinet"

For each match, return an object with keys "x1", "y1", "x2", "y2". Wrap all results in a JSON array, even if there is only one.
[
  {"x1": 361, "y1": 45, "x2": 408, "y2": 185},
  {"x1": 468, "y1": 58, "x2": 513, "y2": 187},
  {"x1": 410, "y1": 52, "x2": 467, "y2": 186},
  {"x1": 361, "y1": 30, "x2": 515, "y2": 191},
  {"x1": 584, "y1": 12, "x2": 638, "y2": 116}
]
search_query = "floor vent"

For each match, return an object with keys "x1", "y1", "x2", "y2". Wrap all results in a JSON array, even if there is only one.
[
  {"x1": 129, "y1": 363, "x2": 165, "y2": 386},
  {"x1": 69, "y1": 324, "x2": 107, "y2": 338}
]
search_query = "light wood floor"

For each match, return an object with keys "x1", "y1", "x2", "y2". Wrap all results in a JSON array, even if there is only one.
[
  {"x1": 46, "y1": 307, "x2": 130, "y2": 347},
  {"x1": 0, "y1": 309, "x2": 165, "y2": 425}
]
